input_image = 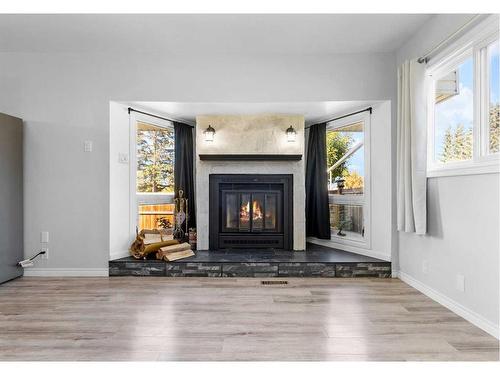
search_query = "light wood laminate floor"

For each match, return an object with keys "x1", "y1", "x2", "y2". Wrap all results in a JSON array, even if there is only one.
[{"x1": 0, "y1": 277, "x2": 498, "y2": 361}]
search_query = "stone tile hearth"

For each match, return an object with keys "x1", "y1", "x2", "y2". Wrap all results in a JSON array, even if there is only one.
[{"x1": 109, "y1": 243, "x2": 391, "y2": 278}]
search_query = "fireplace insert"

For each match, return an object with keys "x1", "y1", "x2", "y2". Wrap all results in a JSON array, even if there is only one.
[{"x1": 209, "y1": 174, "x2": 293, "y2": 250}]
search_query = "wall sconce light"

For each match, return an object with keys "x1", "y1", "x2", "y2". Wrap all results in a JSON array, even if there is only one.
[
  {"x1": 204, "y1": 125, "x2": 216, "y2": 142},
  {"x1": 286, "y1": 125, "x2": 297, "y2": 142}
]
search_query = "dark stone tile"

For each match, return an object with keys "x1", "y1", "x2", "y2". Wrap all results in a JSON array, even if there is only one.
[
  {"x1": 109, "y1": 261, "x2": 165, "y2": 276},
  {"x1": 165, "y1": 263, "x2": 221, "y2": 277},
  {"x1": 278, "y1": 263, "x2": 336, "y2": 277},
  {"x1": 109, "y1": 245, "x2": 391, "y2": 278},
  {"x1": 335, "y1": 263, "x2": 391, "y2": 278},
  {"x1": 222, "y1": 263, "x2": 278, "y2": 277},
  {"x1": 111, "y1": 243, "x2": 390, "y2": 264}
]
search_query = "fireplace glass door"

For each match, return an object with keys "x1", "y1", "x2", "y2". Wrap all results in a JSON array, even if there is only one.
[
  {"x1": 210, "y1": 175, "x2": 292, "y2": 250},
  {"x1": 223, "y1": 191, "x2": 279, "y2": 233}
]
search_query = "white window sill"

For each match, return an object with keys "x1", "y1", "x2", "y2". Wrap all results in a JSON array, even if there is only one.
[
  {"x1": 330, "y1": 231, "x2": 364, "y2": 242},
  {"x1": 137, "y1": 192, "x2": 175, "y2": 204},
  {"x1": 307, "y1": 237, "x2": 389, "y2": 261},
  {"x1": 137, "y1": 192, "x2": 175, "y2": 196},
  {"x1": 328, "y1": 231, "x2": 369, "y2": 250},
  {"x1": 427, "y1": 161, "x2": 499, "y2": 178}
]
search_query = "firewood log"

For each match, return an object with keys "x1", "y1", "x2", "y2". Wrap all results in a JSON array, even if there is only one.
[
  {"x1": 156, "y1": 242, "x2": 192, "y2": 259},
  {"x1": 163, "y1": 249, "x2": 195, "y2": 261},
  {"x1": 130, "y1": 238, "x2": 179, "y2": 259}
]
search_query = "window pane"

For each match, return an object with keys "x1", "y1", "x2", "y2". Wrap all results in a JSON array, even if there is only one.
[
  {"x1": 329, "y1": 203, "x2": 364, "y2": 239},
  {"x1": 434, "y1": 57, "x2": 474, "y2": 163},
  {"x1": 136, "y1": 122, "x2": 175, "y2": 193},
  {"x1": 327, "y1": 121, "x2": 364, "y2": 195},
  {"x1": 138, "y1": 203, "x2": 174, "y2": 231},
  {"x1": 488, "y1": 40, "x2": 500, "y2": 154}
]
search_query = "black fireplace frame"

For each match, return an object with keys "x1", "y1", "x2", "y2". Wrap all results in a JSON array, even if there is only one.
[{"x1": 209, "y1": 174, "x2": 293, "y2": 251}]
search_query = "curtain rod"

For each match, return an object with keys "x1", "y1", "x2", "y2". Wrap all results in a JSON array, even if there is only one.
[
  {"x1": 305, "y1": 107, "x2": 372, "y2": 129},
  {"x1": 417, "y1": 14, "x2": 482, "y2": 64},
  {"x1": 128, "y1": 107, "x2": 195, "y2": 128}
]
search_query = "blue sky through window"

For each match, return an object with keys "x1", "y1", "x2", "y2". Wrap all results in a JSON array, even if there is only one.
[
  {"x1": 346, "y1": 133, "x2": 364, "y2": 177},
  {"x1": 335, "y1": 128, "x2": 364, "y2": 177},
  {"x1": 434, "y1": 57, "x2": 474, "y2": 161},
  {"x1": 489, "y1": 41, "x2": 499, "y2": 105}
]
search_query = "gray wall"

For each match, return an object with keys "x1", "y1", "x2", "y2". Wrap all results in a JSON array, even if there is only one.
[
  {"x1": 396, "y1": 14, "x2": 499, "y2": 334},
  {"x1": 0, "y1": 51, "x2": 396, "y2": 270}
]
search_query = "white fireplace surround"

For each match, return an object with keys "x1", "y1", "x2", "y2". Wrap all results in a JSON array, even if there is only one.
[{"x1": 195, "y1": 114, "x2": 306, "y2": 251}]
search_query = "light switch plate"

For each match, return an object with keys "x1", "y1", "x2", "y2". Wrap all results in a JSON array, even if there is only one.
[
  {"x1": 118, "y1": 153, "x2": 129, "y2": 164},
  {"x1": 84, "y1": 140, "x2": 93, "y2": 152},
  {"x1": 456, "y1": 274, "x2": 465, "y2": 292},
  {"x1": 41, "y1": 231, "x2": 49, "y2": 243},
  {"x1": 422, "y1": 260, "x2": 429, "y2": 274}
]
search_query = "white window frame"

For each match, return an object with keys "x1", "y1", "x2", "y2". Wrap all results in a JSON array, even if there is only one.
[
  {"x1": 129, "y1": 111, "x2": 175, "y2": 235},
  {"x1": 427, "y1": 16, "x2": 500, "y2": 178},
  {"x1": 325, "y1": 111, "x2": 371, "y2": 250}
]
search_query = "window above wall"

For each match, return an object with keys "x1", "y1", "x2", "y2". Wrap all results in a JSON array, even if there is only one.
[{"x1": 427, "y1": 19, "x2": 499, "y2": 177}]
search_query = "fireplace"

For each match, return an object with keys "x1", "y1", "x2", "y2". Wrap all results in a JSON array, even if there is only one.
[{"x1": 209, "y1": 174, "x2": 293, "y2": 250}]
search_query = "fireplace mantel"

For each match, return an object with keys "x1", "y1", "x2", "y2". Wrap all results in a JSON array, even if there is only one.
[{"x1": 199, "y1": 154, "x2": 302, "y2": 161}]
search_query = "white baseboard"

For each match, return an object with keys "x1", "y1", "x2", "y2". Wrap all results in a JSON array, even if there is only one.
[
  {"x1": 307, "y1": 237, "x2": 391, "y2": 261},
  {"x1": 23, "y1": 268, "x2": 109, "y2": 277},
  {"x1": 397, "y1": 271, "x2": 499, "y2": 340}
]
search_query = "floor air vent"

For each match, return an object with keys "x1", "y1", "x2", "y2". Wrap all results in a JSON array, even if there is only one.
[{"x1": 261, "y1": 280, "x2": 288, "y2": 285}]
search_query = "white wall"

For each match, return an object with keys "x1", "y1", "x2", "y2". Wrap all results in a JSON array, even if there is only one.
[
  {"x1": 0, "y1": 51, "x2": 396, "y2": 272},
  {"x1": 195, "y1": 114, "x2": 305, "y2": 251},
  {"x1": 109, "y1": 102, "x2": 131, "y2": 260},
  {"x1": 370, "y1": 102, "x2": 393, "y2": 260},
  {"x1": 396, "y1": 14, "x2": 499, "y2": 338}
]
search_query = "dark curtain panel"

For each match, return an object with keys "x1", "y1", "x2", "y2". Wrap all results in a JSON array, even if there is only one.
[
  {"x1": 305, "y1": 123, "x2": 331, "y2": 239},
  {"x1": 174, "y1": 122, "x2": 196, "y2": 228}
]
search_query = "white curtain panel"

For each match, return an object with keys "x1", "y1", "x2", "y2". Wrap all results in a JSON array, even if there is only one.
[{"x1": 397, "y1": 59, "x2": 428, "y2": 234}]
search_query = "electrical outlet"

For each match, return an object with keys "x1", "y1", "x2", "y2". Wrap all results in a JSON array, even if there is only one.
[
  {"x1": 422, "y1": 260, "x2": 429, "y2": 274},
  {"x1": 84, "y1": 140, "x2": 93, "y2": 152},
  {"x1": 42, "y1": 248, "x2": 49, "y2": 260},
  {"x1": 118, "y1": 153, "x2": 129, "y2": 164},
  {"x1": 41, "y1": 231, "x2": 49, "y2": 243},
  {"x1": 456, "y1": 274, "x2": 465, "y2": 292}
]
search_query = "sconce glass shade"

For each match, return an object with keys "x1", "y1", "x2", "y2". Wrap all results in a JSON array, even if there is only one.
[
  {"x1": 204, "y1": 125, "x2": 216, "y2": 142},
  {"x1": 286, "y1": 125, "x2": 297, "y2": 142}
]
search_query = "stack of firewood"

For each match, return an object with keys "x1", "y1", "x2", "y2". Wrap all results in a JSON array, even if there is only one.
[
  {"x1": 156, "y1": 242, "x2": 194, "y2": 261},
  {"x1": 130, "y1": 228, "x2": 194, "y2": 261}
]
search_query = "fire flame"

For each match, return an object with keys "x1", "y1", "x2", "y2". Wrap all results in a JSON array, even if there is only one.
[
  {"x1": 240, "y1": 201, "x2": 250, "y2": 222},
  {"x1": 240, "y1": 200, "x2": 263, "y2": 222},
  {"x1": 252, "y1": 200, "x2": 263, "y2": 221}
]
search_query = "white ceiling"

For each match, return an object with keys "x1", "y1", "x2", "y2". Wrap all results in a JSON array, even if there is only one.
[
  {"x1": 128, "y1": 101, "x2": 382, "y2": 125},
  {"x1": 0, "y1": 14, "x2": 432, "y2": 54}
]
